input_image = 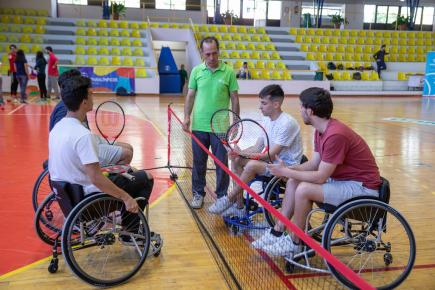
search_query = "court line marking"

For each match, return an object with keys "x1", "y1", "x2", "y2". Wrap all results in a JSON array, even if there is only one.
[
  {"x1": 7, "y1": 104, "x2": 25, "y2": 115},
  {"x1": 0, "y1": 184, "x2": 176, "y2": 280},
  {"x1": 133, "y1": 103, "x2": 166, "y2": 138}
]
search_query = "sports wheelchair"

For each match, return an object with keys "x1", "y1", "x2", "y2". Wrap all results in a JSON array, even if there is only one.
[
  {"x1": 34, "y1": 180, "x2": 163, "y2": 287},
  {"x1": 32, "y1": 160, "x2": 51, "y2": 212},
  {"x1": 262, "y1": 176, "x2": 416, "y2": 289}
]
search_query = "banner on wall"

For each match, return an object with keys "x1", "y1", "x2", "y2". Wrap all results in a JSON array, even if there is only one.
[
  {"x1": 59, "y1": 66, "x2": 135, "y2": 93},
  {"x1": 423, "y1": 51, "x2": 435, "y2": 96}
]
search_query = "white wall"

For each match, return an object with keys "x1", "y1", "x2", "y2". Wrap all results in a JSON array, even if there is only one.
[
  {"x1": 345, "y1": 4, "x2": 364, "y2": 30},
  {"x1": 0, "y1": 0, "x2": 52, "y2": 13}
]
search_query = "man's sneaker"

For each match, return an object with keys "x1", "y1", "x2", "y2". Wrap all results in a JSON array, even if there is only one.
[
  {"x1": 222, "y1": 204, "x2": 246, "y2": 218},
  {"x1": 208, "y1": 196, "x2": 233, "y2": 214},
  {"x1": 191, "y1": 194, "x2": 204, "y2": 209},
  {"x1": 262, "y1": 235, "x2": 301, "y2": 257},
  {"x1": 251, "y1": 230, "x2": 282, "y2": 249}
]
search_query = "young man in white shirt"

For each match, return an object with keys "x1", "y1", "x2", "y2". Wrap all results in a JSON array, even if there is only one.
[
  {"x1": 49, "y1": 75, "x2": 154, "y2": 233},
  {"x1": 208, "y1": 84, "x2": 304, "y2": 216}
]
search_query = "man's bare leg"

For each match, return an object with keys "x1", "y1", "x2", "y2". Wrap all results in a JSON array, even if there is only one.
[{"x1": 274, "y1": 178, "x2": 300, "y2": 232}]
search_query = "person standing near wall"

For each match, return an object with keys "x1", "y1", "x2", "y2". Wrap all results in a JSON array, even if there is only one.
[
  {"x1": 45, "y1": 46, "x2": 60, "y2": 100},
  {"x1": 35, "y1": 51, "x2": 48, "y2": 101},
  {"x1": 179, "y1": 64, "x2": 188, "y2": 93},
  {"x1": 14, "y1": 49, "x2": 29, "y2": 104},
  {"x1": 8, "y1": 44, "x2": 18, "y2": 103},
  {"x1": 182, "y1": 36, "x2": 240, "y2": 209}
]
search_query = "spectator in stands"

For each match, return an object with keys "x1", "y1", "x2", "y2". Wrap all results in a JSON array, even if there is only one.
[
  {"x1": 45, "y1": 46, "x2": 60, "y2": 100},
  {"x1": 237, "y1": 62, "x2": 251, "y2": 79},
  {"x1": 252, "y1": 87, "x2": 381, "y2": 257},
  {"x1": 373, "y1": 45, "x2": 389, "y2": 78},
  {"x1": 8, "y1": 44, "x2": 19, "y2": 103},
  {"x1": 182, "y1": 36, "x2": 240, "y2": 209},
  {"x1": 14, "y1": 49, "x2": 29, "y2": 104},
  {"x1": 179, "y1": 64, "x2": 188, "y2": 93},
  {"x1": 35, "y1": 51, "x2": 48, "y2": 101}
]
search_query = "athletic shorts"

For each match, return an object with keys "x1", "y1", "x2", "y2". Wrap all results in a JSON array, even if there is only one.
[
  {"x1": 99, "y1": 144, "x2": 123, "y2": 167},
  {"x1": 322, "y1": 178, "x2": 379, "y2": 206}
]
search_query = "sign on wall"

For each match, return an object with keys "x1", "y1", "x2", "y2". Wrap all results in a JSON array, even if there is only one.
[
  {"x1": 423, "y1": 52, "x2": 435, "y2": 96},
  {"x1": 59, "y1": 66, "x2": 135, "y2": 93}
]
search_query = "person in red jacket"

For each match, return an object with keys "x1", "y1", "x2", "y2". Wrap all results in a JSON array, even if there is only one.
[
  {"x1": 45, "y1": 46, "x2": 60, "y2": 100},
  {"x1": 8, "y1": 44, "x2": 19, "y2": 102}
]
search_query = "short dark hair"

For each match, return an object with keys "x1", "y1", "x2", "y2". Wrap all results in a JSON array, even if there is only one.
[
  {"x1": 61, "y1": 76, "x2": 92, "y2": 112},
  {"x1": 15, "y1": 49, "x2": 26, "y2": 62},
  {"x1": 243, "y1": 61, "x2": 248, "y2": 65},
  {"x1": 259, "y1": 84, "x2": 284, "y2": 103},
  {"x1": 381, "y1": 44, "x2": 386, "y2": 48},
  {"x1": 299, "y1": 87, "x2": 333, "y2": 119},
  {"x1": 45, "y1": 46, "x2": 53, "y2": 52},
  {"x1": 9, "y1": 44, "x2": 16, "y2": 50},
  {"x1": 58, "y1": 69, "x2": 82, "y2": 88},
  {"x1": 200, "y1": 36, "x2": 219, "y2": 51}
]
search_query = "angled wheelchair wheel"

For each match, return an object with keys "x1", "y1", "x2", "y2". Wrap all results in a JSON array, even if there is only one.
[
  {"x1": 263, "y1": 176, "x2": 286, "y2": 228},
  {"x1": 322, "y1": 199, "x2": 416, "y2": 290},
  {"x1": 34, "y1": 192, "x2": 65, "y2": 245},
  {"x1": 32, "y1": 169, "x2": 52, "y2": 212},
  {"x1": 62, "y1": 193, "x2": 151, "y2": 287}
]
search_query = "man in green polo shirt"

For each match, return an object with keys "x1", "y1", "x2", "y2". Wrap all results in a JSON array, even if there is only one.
[{"x1": 182, "y1": 36, "x2": 240, "y2": 209}]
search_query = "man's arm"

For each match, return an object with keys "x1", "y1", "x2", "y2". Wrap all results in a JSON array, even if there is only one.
[
  {"x1": 182, "y1": 88, "x2": 196, "y2": 131},
  {"x1": 84, "y1": 163, "x2": 139, "y2": 213},
  {"x1": 230, "y1": 91, "x2": 240, "y2": 115}
]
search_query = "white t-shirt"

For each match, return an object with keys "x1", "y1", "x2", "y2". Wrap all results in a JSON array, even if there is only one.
[
  {"x1": 262, "y1": 112, "x2": 303, "y2": 165},
  {"x1": 49, "y1": 117, "x2": 101, "y2": 194}
]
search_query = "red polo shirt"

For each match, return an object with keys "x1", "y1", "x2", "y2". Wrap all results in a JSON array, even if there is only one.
[{"x1": 48, "y1": 53, "x2": 59, "y2": 76}]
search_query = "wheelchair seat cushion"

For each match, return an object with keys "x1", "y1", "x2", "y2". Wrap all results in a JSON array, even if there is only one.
[{"x1": 51, "y1": 180, "x2": 85, "y2": 216}]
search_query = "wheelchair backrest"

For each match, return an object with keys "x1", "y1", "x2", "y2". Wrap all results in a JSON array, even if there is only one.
[
  {"x1": 379, "y1": 176, "x2": 390, "y2": 204},
  {"x1": 51, "y1": 181, "x2": 85, "y2": 217}
]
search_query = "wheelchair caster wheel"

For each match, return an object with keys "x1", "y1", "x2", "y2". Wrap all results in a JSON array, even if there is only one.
[
  {"x1": 384, "y1": 253, "x2": 393, "y2": 266},
  {"x1": 45, "y1": 210, "x2": 54, "y2": 222},
  {"x1": 48, "y1": 259, "x2": 58, "y2": 273},
  {"x1": 154, "y1": 249, "x2": 161, "y2": 257},
  {"x1": 285, "y1": 261, "x2": 295, "y2": 273}
]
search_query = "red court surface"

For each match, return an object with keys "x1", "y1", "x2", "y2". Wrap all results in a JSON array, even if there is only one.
[{"x1": 0, "y1": 100, "x2": 172, "y2": 275}]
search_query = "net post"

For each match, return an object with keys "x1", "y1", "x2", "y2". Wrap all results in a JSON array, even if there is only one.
[{"x1": 167, "y1": 103, "x2": 172, "y2": 168}]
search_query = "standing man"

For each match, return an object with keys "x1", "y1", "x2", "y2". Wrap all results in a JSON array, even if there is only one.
[
  {"x1": 182, "y1": 36, "x2": 240, "y2": 209},
  {"x1": 45, "y1": 46, "x2": 60, "y2": 100},
  {"x1": 373, "y1": 44, "x2": 389, "y2": 78},
  {"x1": 8, "y1": 44, "x2": 18, "y2": 102},
  {"x1": 179, "y1": 64, "x2": 188, "y2": 93}
]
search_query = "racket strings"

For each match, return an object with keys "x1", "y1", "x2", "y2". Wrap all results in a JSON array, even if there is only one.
[{"x1": 95, "y1": 102, "x2": 125, "y2": 143}]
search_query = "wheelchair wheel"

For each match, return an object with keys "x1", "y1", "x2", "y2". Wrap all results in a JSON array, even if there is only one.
[
  {"x1": 32, "y1": 169, "x2": 52, "y2": 212},
  {"x1": 322, "y1": 199, "x2": 416, "y2": 290},
  {"x1": 34, "y1": 192, "x2": 65, "y2": 245},
  {"x1": 263, "y1": 176, "x2": 286, "y2": 228},
  {"x1": 62, "y1": 193, "x2": 150, "y2": 287}
]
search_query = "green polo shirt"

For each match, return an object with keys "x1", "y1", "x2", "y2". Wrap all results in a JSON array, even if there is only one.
[{"x1": 188, "y1": 62, "x2": 239, "y2": 132}]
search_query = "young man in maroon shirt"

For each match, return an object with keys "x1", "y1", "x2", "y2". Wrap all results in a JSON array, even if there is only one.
[
  {"x1": 8, "y1": 44, "x2": 19, "y2": 102},
  {"x1": 45, "y1": 46, "x2": 60, "y2": 100},
  {"x1": 252, "y1": 87, "x2": 381, "y2": 257}
]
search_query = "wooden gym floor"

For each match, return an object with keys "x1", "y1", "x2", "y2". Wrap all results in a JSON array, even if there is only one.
[{"x1": 0, "y1": 94, "x2": 434, "y2": 289}]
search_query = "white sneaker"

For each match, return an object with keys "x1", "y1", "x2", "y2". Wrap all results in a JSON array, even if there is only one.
[
  {"x1": 262, "y1": 235, "x2": 301, "y2": 257},
  {"x1": 208, "y1": 196, "x2": 233, "y2": 214},
  {"x1": 222, "y1": 204, "x2": 246, "y2": 217},
  {"x1": 251, "y1": 230, "x2": 281, "y2": 249}
]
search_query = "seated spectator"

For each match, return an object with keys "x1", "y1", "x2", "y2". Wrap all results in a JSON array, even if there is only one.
[{"x1": 237, "y1": 62, "x2": 251, "y2": 79}]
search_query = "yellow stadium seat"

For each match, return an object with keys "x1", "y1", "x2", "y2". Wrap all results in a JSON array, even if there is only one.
[
  {"x1": 335, "y1": 54, "x2": 344, "y2": 61},
  {"x1": 339, "y1": 38, "x2": 347, "y2": 45},
  {"x1": 416, "y1": 55, "x2": 426, "y2": 62},
  {"x1": 119, "y1": 30, "x2": 129, "y2": 37},
  {"x1": 97, "y1": 20, "x2": 107, "y2": 28},
  {"x1": 133, "y1": 48, "x2": 143, "y2": 56},
  {"x1": 237, "y1": 43, "x2": 246, "y2": 50},
  {"x1": 118, "y1": 21, "x2": 128, "y2": 29},
  {"x1": 8, "y1": 35, "x2": 19, "y2": 43},
  {"x1": 416, "y1": 39, "x2": 424, "y2": 46},
  {"x1": 110, "y1": 30, "x2": 120, "y2": 37},
  {"x1": 226, "y1": 42, "x2": 236, "y2": 50},
  {"x1": 160, "y1": 23, "x2": 169, "y2": 28},
  {"x1": 246, "y1": 61, "x2": 254, "y2": 69},
  {"x1": 261, "y1": 69, "x2": 270, "y2": 79},
  {"x1": 234, "y1": 60, "x2": 243, "y2": 69},
  {"x1": 20, "y1": 45, "x2": 30, "y2": 53},
  {"x1": 323, "y1": 37, "x2": 330, "y2": 44},
  {"x1": 121, "y1": 38, "x2": 131, "y2": 46},
  {"x1": 332, "y1": 30, "x2": 340, "y2": 36},
  {"x1": 10, "y1": 25, "x2": 21, "y2": 33},
  {"x1": 354, "y1": 54, "x2": 363, "y2": 61},
  {"x1": 150, "y1": 23, "x2": 159, "y2": 28},
  {"x1": 276, "y1": 62, "x2": 286, "y2": 70},
  {"x1": 86, "y1": 38, "x2": 96, "y2": 45},
  {"x1": 225, "y1": 61, "x2": 233, "y2": 68},
  {"x1": 261, "y1": 52, "x2": 270, "y2": 60},
  {"x1": 99, "y1": 57, "x2": 110, "y2": 65},
  {"x1": 391, "y1": 38, "x2": 399, "y2": 45},
  {"x1": 309, "y1": 44, "x2": 318, "y2": 52},
  {"x1": 232, "y1": 34, "x2": 242, "y2": 41},
  {"x1": 250, "y1": 69, "x2": 259, "y2": 79},
  {"x1": 323, "y1": 30, "x2": 332, "y2": 37},
  {"x1": 128, "y1": 22, "x2": 138, "y2": 29},
  {"x1": 87, "y1": 47, "x2": 97, "y2": 55},
  {"x1": 266, "y1": 43, "x2": 275, "y2": 51},
  {"x1": 96, "y1": 38, "x2": 108, "y2": 46},
  {"x1": 75, "y1": 46, "x2": 86, "y2": 55},
  {"x1": 87, "y1": 28, "x2": 97, "y2": 36},
  {"x1": 249, "y1": 51, "x2": 259, "y2": 59},
  {"x1": 220, "y1": 51, "x2": 229, "y2": 59},
  {"x1": 361, "y1": 72, "x2": 370, "y2": 81},
  {"x1": 248, "y1": 27, "x2": 256, "y2": 34},
  {"x1": 223, "y1": 34, "x2": 232, "y2": 41},
  {"x1": 348, "y1": 38, "x2": 356, "y2": 45},
  {"x1": 227, "y1": 26, "x2": 236, "y2": 33},
  {"x1": 75, "y1": 28, "x2": 86, "y2": 36},
  {"x1": 342, "y1": 71, "x2": 352, "y2": 80},
  {"x1": 20, "y1": 34, "x2": 31, "y2": 43},
  {"x1": 38, "y1": 10, "x2": 49, "y2": 17},
  {"x1": 282, "y1": 70, "x2": 292, "y2": 80},
  {"x1": 1, "y1": 15, "x2": 9, "y2": 24},
  {"x1": 407, "y1": 55, "x2": 416, "y2": 62},
  {"x1": 98, "y1": 29, "x2": 109, "y2": 37},
  {"x1": 370, "y1": 71, "x2": 379, "y2": 80},
  {"x1": 242, "y1": 35, "x2": 251, "y2": 41},
  {"x1": 25, "y1": 9, "x2": 37, "y2": 16},
  {"x1": 241, "y1": 51, "x2": 250, "y2": 59},
  {"x1": 0, "y1": 35, "x2": 6, "y2": 42},
  {"x1": 306, "y1": 53, "x2": 315, "y2": 61},
  {"x1": 132, "y1": 39, "x2": 142, "y2": 46},
  {"x1": 397, "y1": 72, "x2": 407, "y2": 81},
  {"x1": 230, "y1": 51, "x2": 240, "y2": 59},
  {"x1": 358, "y1": 30, "x2": 366, "y2": 37},
  {"x1": 337, "y1": 45, "x2": 345, "y2": 53},
  {"x1": 329, "y1": 37, "x2": 338, "y2": 44},
  {"x1": 417, "y1": 47, "x2": 425, "y2": 54},
  {"x1": 346, "y1": 46, "x2": 355, "y2": 54},
  {"x1": 107, "y1": 21, "x2": 118, "y2": 29},
  {"x1": 122, "y1": 47, "x2": 132, "y2": 56},
  {"x1": 256, "y1": 61, "x2": 265, "y2": 69},
  {"x1": 300, "y1": 44, "x2": 309, "y2": 52},
  {"x1": 209, "y1": 26, "x2": 218, "y2": 33},
  {"x1": 424, "y1": 39, "x2": 432, "y2": 46},
  {"x1": 266, "y1": 61, "x2": 275, "y2": 69},
  {"x1": 98, "y1": 47, "x2": 109, "y2": 55},
  {"x1": 139, "y1": 22, "x2": 148, "y2": 29},
  {"x1": 87, "y1": 56, "x2": 98, "y2": 65},
  {"x1": 132, "y1": 30, "x2": 141, "y2": 38},
  {"x1": 219, "y1": 26, "x2": 228, "y2": 33},
  {"x1": 22, "y1": 26, "x2": 33, "y2": 33},
  {"x1": 87, "y1": 20, "x2": 97, "y2": 27},
  {"x1": 271, "y1": 71, "x2": 282, "y2": 80},
  {"x1": 35, "y1": 26, "x2": 45, "y2": 34},
  {"x1": 256, "y1": 43, "x2": 265, "y2": 50},
  {"x1": 257, "y1": 27, "x2": 266, "y2": 34},
  {"x1": 13, "y1": 16, "x2": 23, "y2": 24},
  {"x1": 123, "y1": 57, "x2": 133, "y2": 66},
  {"x1": 111, "y1": 47, "x2": 121, "y2": 56},
  {"x1": 136, "y1": 68, "x2": 147, "y2": 78},
  {"x1": 109, "y1": 38, "x2": 119, "y2": 46},
  {"x1": 332, "y1": 71, "x2": 341, "y2": 80},
  {"x1": 319, "y1": 45, "x2": 327, "y2": 53},
  {"x1": 238, "y1": 26, "x2": 246, "y2": 34},
  {"x1": 408, "y1": 39, "x2": 415, "y2": 46},
  {"x1": 219, "y1": 42, "x2": 226, "y2": 50},
  {"x1": 271, "y1": 52, "x2": 280, "y2": 60},
  {"x1": 135, "y1": 58, "x2": 145, "y2": 66},
  {"x1": 408, "y1": 47, "x2": 416, "y2": 54},
  {"x1": 76, "y1": 19, "x2": 86, "y2": 27},
  {"x1": 327, "y1": 45, "x2": 336, "y2": 53},
  {"x1": 24, "y1": 17, "x2": 35, "y2": 25},
  {"x1": 112, "y1": 56, "x2": 121, "y2": 66},
  {"x1": 245, "y1": 43, "x2": 254, "y2": 50},
  {"x1": 362, "y1": 54, "x2": 372, "y2": 62},
  {"x1": 251, "y1": 35, "x2": 261, "y2": 42},
  {"x1": 261, "y1": 35, "x2": 270, "y2": 42},
  {"x1": 289, "y1": 27, "x2": 297, "y2": 35},
  {"x1": 325, "y1": 53, "x2": 334, "y2": 61}
]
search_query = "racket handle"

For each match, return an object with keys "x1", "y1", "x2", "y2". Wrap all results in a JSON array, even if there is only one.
[{"x1": 121, "y1": 172, "x2": 136, "y2": 181}]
